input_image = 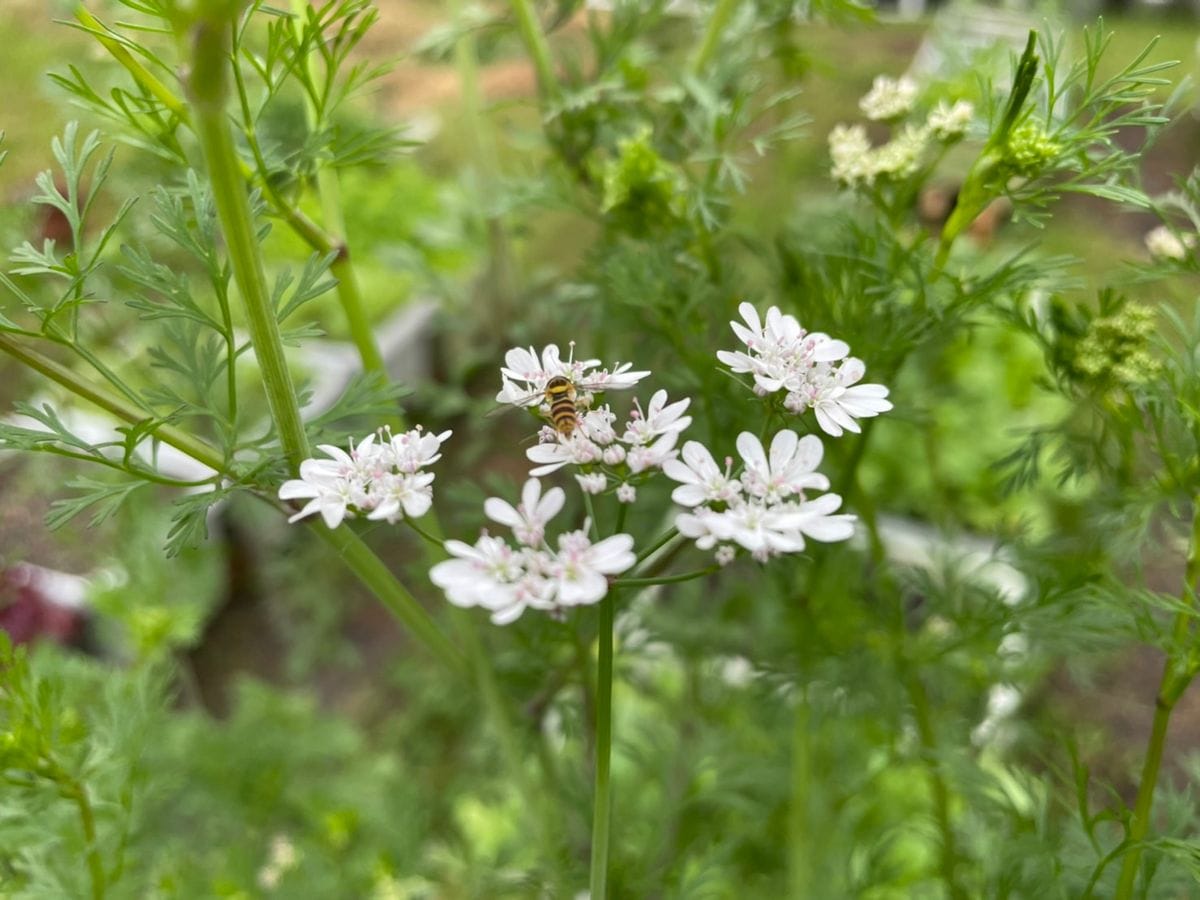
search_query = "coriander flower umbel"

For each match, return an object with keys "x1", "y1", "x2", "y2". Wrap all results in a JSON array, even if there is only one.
[
  {"x1": 665, "y1": 431, "x2": 855, "y2": 564},
  {"x1": 1145, "y1": 224, "x2": 1195, "y2": 261},
  {"x1": 278, "y1": 427, "x2": 450, "y2": 528},
  {"x1": 859, "y1": 74, "x2": 918, "y2": 121},
  {"x1": 928, "y1": 99, "x2": 974, "y2": 141},
  {"x1": 718, "y1": 303, "x2": 892, "y2": 437},
  {"x1": 430, "y1": 478, "x2": 636, "y2": 623}
]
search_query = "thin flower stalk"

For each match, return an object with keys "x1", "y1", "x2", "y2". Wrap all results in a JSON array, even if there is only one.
[
  {"x1": 1113, "y1": 503, "x2": 1200, "y2": 898},
  {"x1": 590, "y1": 590, "x2": 615, "y2": 900}
]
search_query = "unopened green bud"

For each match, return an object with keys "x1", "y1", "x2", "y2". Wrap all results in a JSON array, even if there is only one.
[{"x1": 1005, "y1": 123, "x2": 1059, "y2": 176}]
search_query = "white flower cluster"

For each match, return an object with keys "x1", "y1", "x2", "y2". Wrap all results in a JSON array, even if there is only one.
[
  {"x1": 497, "y1": 343, "x2": 689, "y2": 499},
  {"x1": 529, "y1": 389, "x2": 691, "y2": 492},
  {"x1": 430, "y1": 479, "x2": 636, "y2": 624},
  {"x1": 664, "y1": 431, "x2": 855, "y2": 564},
  {"x1": 278, "y1": 428, "x2": 449, "y2": 528},
  {"x1": 1145, "y1": 224, "x2": 1196, "y2": 261},
  {"x1": 830, "y1": 78, "x2": 975, "y2": 188},
  {"x1": 497, "y1": 343, "x2": 649, "y2": 409},
  {"x1": 927, "y1": 98, "x2": 974, "y2": 141},
  {"x1": 717, "y1": 303, "x2": 892, "y2": 437},
  {"x1": 859, "y1": 75, "x2": 918, "y2": 121}
]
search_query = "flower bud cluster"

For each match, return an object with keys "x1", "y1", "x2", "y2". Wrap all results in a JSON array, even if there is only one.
[{"x1": 278, "y1": 428, "x2": 450, "y2": 528}]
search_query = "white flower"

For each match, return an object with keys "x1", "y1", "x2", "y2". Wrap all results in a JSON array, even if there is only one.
[
  {"x1": 829, "y1": 123, "x2": 875, "y2": 187},
  {"x1": 496, "y1": 343, "x2": 649, "y2": 408},
  {"x1": 622, "y1": 390, "x2": 692, "y2": 445},
  {"x1": 859, "y1": 74, "x2": 918, "y2": 121},
  {"x1": 662, "y1": 441, "x2": 741, "y2": 507},
  {"x1": 527, "y1": 432, "x2": 603, "y2": 476},
  {"x1": 784, "y1": 357, "x2": 894, "y2": 437},
  {"x1": 575, "y1": 472, "x2": 607, "y2": 495},
  {"x1": 718, "y1": 304, "x2": 892, "y2": 437},
  {"x1": 626, "y1": 430, "x2": 679, "y2": 474},
  {"x1": 1145, "y1": 225, "x2": 1195, "y2": 261},
  {"x1": 580, "y1": 406, "x2": 618, "y2": 445},
  {"x1": 431, "y1": 535, "x2": 527, "y2": 612},
  {"x1": 871, "y1": 123, "x2": 929, "y2": 180},
  {"x1": 484, "y1": 477, "x2": 565, "y2": 546},
  {"x1": 602, "y1": 444, "x2": 626, "y2": 465},
  {"x1": 928, "y1": 99, "x2": 974, "y2": 141},
  {"x1": 616, "y1": 483, "x2": 637, "y2": 504},
  {"x1": 366, "y1": 471, "x2": 435, "y2": 524},
  {"x1": 279, "y1": 460, "x2": 358, "y2": 528},
  {"x1": 550, "y1": 530, "x2": 636, "y2": 607},
  {"x1": 668, "y1": 429, "x2": 856, "y2": 564},
  {"x1": 736, "y1": 431, "x2": 829, "y2": 503},
  {"x1": 278, "y1": 428, "x2": 449, "y2": 528}
]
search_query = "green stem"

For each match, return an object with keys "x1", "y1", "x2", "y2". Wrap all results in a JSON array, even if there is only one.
[
  {"x1": 688, "y1": 0, "x2": 740, "y2": 75},
  {"x1": 787, "y1": 686, "x2": 812, "y2": 898},
  {"x1": 289, "y1": 0, "x2": 387, "y2": 375},
  {"x1": 1113, "y1": 504, "x2": 1200, "y2": 898},
  {"x1": 507, "y1": 0, "x2": 558, "y2": 100},
  {"x1": 65, "y1": 779, "x2": 105, "y2": 900},
  {"x1": 75, "y1": 7, "x2": 191, "y2": 123},
  {"x1": 313, "y1": 525, "x2": 467, "y2": 676},
  {"x1": 907, "y1": 673, "x2": 967, "y2": 900},
  {"x1": 633, "y1": 526, "x2": 680, "y2": 568},
  {"x1": 589, "y1": 591, "x2": 615, "y2": 899},
  {"x1": 0, "y1": 333, "x2": 226, "y2": 472},
  {"x1": 615, "y1": 567, "x2": 718, "y2": 587},
  {"x1": 184, "y1": 10, "x2": 309, "y2": 471},
  {"x1": 456, "y1": 612, "x2": 565, "y2": 881}
]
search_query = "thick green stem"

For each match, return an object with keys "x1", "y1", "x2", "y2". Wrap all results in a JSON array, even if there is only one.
[
  {"x1": 507, "y1": 0, "x2": 558, "y2": 100},
  {"x1": 688, "y1": 0, "x2": 740, "y2": 75},
  {"x1": 589, "y1": 592, "x2": 615, "y2": 899},
  {"x1": 1113, "y1": 504, "x2": 1200, "y2": 897},
  {"x1": 313, "y1": 525, "x2": 467, "y2": 676},
  {"x1": 184, "y1": 10, "x2": 309, "y2": 471}
]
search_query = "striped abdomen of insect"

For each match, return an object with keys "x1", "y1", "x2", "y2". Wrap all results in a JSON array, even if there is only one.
[{"x1": 544, "y1": 375, "x2": 579, "y2": 436}]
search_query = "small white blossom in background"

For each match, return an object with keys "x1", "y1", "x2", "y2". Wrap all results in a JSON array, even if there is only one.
[
  {"x1": 928, "y1": 99, "x2": 974, "y2": 141},
  {"x1": 717, "y1": 303, "x2": 892, "y2": 437},
  {"x1": 278, "y1": 427, "x2": 451, "y2": 528},
  {"x1": 859, "y1": 74, "x2": 918, "y2": 121},
  {"x1": 430, "y1": 478, "x2": 636, "y2": 624},
  {"x1": 829, "y1": 123, "x2": 876, "y2": 188},
  {"x1": 1145, "y1": 224, "x2": 1195, "y2": 261},
  {"x1": 257, "y1": 834, "x2": 299, "y2": 890},
  {"x1": 664, "y1": 430, "x2": 856, "y2": 564},
  {"x1": 870, "y1": 123, "x2": 929, "y2": 180}
]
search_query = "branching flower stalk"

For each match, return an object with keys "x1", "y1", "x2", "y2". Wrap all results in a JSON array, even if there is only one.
[{"x1": 1113, "y1": 503, "x2": 1200, "y2": 898}]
